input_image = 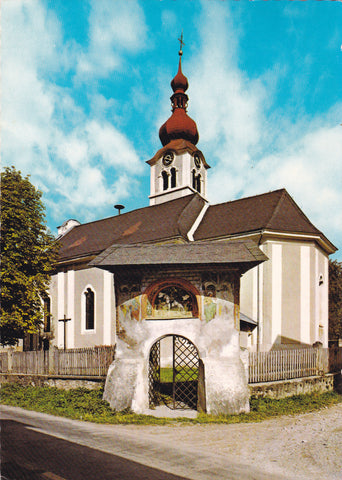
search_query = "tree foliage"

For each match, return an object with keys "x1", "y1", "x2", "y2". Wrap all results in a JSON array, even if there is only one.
[
  {"x1": 1, "y1": 167, "x2": 59, "y2": 346},
  {"x1": 329, "y1": 259, "x2": 342, "y2": 342}
]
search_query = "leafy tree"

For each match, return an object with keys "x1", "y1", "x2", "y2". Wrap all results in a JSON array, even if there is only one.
[
  {"x1": 1, "y1": 166, "x2": 59, "y2": 346},
  {"x1": 329, "y1": 259, "x2": 342, "y2": 342}
]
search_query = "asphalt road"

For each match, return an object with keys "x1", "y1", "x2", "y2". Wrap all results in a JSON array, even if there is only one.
[
  {"x1": 0, "y1": 405, "x2": 293, "y2": 480},
  {"x1": 1, "y1": 418, "x2": 190, "y2": 480}
]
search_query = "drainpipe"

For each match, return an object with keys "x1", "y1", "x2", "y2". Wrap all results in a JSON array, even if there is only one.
[{"x1": 256, "y1": 231, "x2": 264, "y2": 353}]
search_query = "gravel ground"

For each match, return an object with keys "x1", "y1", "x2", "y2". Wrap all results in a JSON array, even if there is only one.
[{"x1": 154, "y1": 403, "x2": 342, "y2": 479}]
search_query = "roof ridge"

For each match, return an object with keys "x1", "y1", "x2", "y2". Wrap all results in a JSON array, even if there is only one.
[
  {"x1": 277, "y1": 190, "x2": 322, "y2": 234},
  {"x1": 62, "y1": 195, "x2": 195, "y2": 230},
  {"x1": 210, "y1": 188, "x2": 286, "y2": 209},
  {"x1": 265, "y1": 189, "x2": 287, "y2": 229}
]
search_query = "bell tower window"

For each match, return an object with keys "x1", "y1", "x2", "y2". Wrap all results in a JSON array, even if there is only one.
[
  {"x1": 162, "y1": 171, "x2": 169, "y2": 191},
  {"x1": 192, "y1": 170, "x2": 201, "y2": 193},
  {"x1": 171, "y1": 168, "x2": 177, "y2": 188}
]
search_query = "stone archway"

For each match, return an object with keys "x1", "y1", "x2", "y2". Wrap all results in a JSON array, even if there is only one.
[{"x1": 148, "y1": 334, "x2": 205, "y2": 411}]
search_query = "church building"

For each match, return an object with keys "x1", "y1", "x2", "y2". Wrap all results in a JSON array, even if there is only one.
[{"x1": 47, "y1": 44, "x2": 336, "y2": 414}]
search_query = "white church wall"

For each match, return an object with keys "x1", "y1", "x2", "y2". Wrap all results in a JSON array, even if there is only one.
[
  {"x1": 315, "y1": 247, "x2": 329, "y2": 347},
  {"x1": 50, "y1": 266, "x2": 115, "y2": 349},
  {"x1": 48, "y1": 274, "x2": 58, "y2": 348},
  {"x1": 74, "y1": 267, "x2": 114, "y2": 348},
  {"x1": 282, "y1": 242, "x2": 301, "y2": 344},
  {"x1": 241, "y1": 237, "x2": 330, "y2": 352}
]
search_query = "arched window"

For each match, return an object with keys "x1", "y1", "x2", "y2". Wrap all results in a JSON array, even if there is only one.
[
  {"x1": 170, "y1": 168, "x2": 177, "y2": 188},
  {"x1": 192, "y1": 170, "x2": 201, "y2": 193},
  {"x1": 195, "y1": 174, "x2": 201, "y2": 193},
  {"x1": 84, "y1": 288, "x2": 95, "y2": 330},
  {"x1": 43, "y1": 295, "x2": 51, "y2": 332},
  {"x1": 162, "y1": 171, "x2": 169, "y2": 191}
]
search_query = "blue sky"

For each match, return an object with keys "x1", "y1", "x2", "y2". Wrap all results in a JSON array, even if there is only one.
[{"x1": 2, "y1": 0, "x2": 342, "y2": 259}]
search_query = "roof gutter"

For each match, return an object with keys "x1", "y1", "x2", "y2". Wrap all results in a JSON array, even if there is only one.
[{"x1": 196, "y1": 229, "x2": 336, "y2": 255}]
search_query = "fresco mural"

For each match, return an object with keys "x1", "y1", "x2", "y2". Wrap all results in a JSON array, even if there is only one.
[
  {"x1": 201, "y1": 272, "x2": 236, "y2": 322},
  {"x1": 151, "y1": 286, "x2": 194, "y2": 318},
  {"x1": 119, "y1": 297, "x2": 140, "y2": 323}
]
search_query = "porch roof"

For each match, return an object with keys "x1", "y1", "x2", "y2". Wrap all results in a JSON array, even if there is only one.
[{"x1": 90, "y1": 238, "x2": 267, "y2": 271}]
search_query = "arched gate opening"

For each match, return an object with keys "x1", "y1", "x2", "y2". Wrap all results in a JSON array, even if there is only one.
[{"x1": 148, "y1": 335, "x2": 205, "y2": 411}]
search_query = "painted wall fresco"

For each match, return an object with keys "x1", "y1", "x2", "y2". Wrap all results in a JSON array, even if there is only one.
[
  {"x1": 116, "y1": 273, "x2": 237, "y2": 326},
  {"x1": 201, "y1": 272, "x2": 236, "y2": 323},
  {"x1": 150, "y1": 285, "x2": 194, "y2": 318}
]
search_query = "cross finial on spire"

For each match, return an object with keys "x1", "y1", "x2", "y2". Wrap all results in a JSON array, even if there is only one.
[{"x1": 178, "y1": 31, "x2": 185, "y2": 56}]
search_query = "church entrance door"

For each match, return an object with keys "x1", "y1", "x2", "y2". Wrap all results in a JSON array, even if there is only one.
[{"x1": 148, "y1": 335, "x2": 204, "y2": 411}]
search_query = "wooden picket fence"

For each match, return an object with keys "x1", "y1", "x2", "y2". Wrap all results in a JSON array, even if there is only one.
[
  {"x1": 1, "y1": 345, "x2": 341, "y2": 383},
  {"x1": 248, "y1": 347, "x2": 336, "y2": 383},
  {"x1": 54, "y1": 346, "x2": 115, "y2": 376},
  {"x1": 0, "y1": 352, "x2": 9, "y2": 373},
  {"x1": 11, "y1": 350, "x2": 49, "y2": 375},
  {"x1": 1, "y1": 346, "x2": 115, "y2": 377}
]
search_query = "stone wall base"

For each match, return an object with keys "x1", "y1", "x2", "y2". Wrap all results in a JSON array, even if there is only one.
[
  {"x1": 249, "y1": 374, "x2": 337, "y2": 399},
  {"x1": 0, "y1": 373, "x2": 105, "y2": 390}
]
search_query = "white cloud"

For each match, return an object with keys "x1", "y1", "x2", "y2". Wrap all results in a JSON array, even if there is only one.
[
  {"x1": 2, "y1": 0, "x2": 145, "y2": 226},
  {"x1": 75, "y1": 0, "x2": 147, "y2": 79},
  {"x1": 85, "y1": 121, "x2": 142, "y2": 172}
]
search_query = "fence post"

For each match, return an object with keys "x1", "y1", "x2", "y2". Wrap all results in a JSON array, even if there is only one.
[
  {"x1": 313, "y1": 342, "x2": 323, "y2": 375},
  {"x1": 48, "y1": 346, "x2": 58, "y2": 375},
  {"x1": 8, "y1": 348, "x2": 14, "y2": 373}
]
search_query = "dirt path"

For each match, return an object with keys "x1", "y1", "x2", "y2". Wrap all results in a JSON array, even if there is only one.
[{"x1": 132, "y1": 403, "x2": 342, "y2": 479}]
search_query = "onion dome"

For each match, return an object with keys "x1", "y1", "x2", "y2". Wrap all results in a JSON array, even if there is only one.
[
  {"x1": 171, "y1": 59, "x2": 189, "y2": 93},
  {"x1": 159, "y1": 41, "x2": 199, "y2": 147}
]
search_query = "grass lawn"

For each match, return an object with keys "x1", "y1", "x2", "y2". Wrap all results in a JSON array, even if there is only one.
[
  {"x1": 1, "y1": 383, "x2": 341, "y2": 425},
  {"x1": 160, "y1": 367, "x2": 198, "y2": 382}
]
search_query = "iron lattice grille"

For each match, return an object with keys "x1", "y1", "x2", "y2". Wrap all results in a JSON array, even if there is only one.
[
  {"x1": 148, "y1": 340, "x2": 160, "y2": 407},
  {"x1": 173, "y1": 336, "x2": 199, "y2": 410}
]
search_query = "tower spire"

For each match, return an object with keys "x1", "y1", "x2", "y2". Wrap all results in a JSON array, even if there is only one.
[
  {"x1": 178, "y1": 31, "x2": 185, "y2": 56},
  {"x1": 159, "y1": 34, "x2": 199, "y2": 146}
]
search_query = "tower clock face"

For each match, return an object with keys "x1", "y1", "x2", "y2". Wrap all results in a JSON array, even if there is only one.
[
  {"x1": 194, "y1": 153, "x2": 201, "y2": 169},
  {"x1": 162, "y1": 151, "x2": 174, "y2": 166}
]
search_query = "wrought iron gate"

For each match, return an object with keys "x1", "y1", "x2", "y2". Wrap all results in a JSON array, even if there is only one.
[
  {"x1": 148, "y1": 340, "x2": 160, "y2": 407},
  {"x1": 148, "y1": 335, "x2": 200, "y2": 410}
]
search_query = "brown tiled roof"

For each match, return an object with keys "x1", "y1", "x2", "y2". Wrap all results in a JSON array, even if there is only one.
[
  {"x1": 58, "y1": 188, "x2": 336, "y2": 263},
  {"x1": 193, "y1": 189, "x2": 328, "y2": 241},
  {"x1": 58, "y1": 194, "x2": 206, "y2": 262},
  {"x1": 90, "y1": 238, "x2": 267, "y2": 270}
]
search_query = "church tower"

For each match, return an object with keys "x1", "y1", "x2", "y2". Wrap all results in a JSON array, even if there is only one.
[{"x1": 147, "y1": 37, "x2": 210, "y2": 206}]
